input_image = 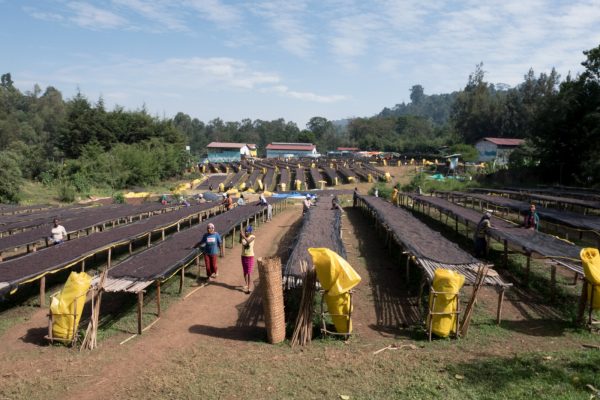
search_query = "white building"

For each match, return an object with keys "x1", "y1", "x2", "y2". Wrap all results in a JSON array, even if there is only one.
[{"x1": 475, "y1": 137, "x2": 525, "y2": 165}]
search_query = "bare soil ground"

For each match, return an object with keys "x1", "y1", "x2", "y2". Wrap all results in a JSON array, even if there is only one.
[{"x1": 0, "y1": 201, "x2": 599, "y2": 400}]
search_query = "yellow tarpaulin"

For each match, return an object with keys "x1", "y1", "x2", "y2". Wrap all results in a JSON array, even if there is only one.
[
  {"x1": 580, "y1": 248, "x2": 600, "y2": 309},
  {"x1": 309, "y1": 248, "x2": 361, "y2": 334},
  {"x1": 51, "y1": 272, "x2": 92, "y2": 340},
  {"x1": 124, "y1": 191, "x2": 149, "y2": 198},
  {"x1": 429, "y1": 269, "x2": 465, "y2": 338}
]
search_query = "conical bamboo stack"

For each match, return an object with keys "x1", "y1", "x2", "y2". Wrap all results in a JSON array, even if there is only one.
[{"x1": 258, "y1": 257, "x2": 286, "y2": 344}]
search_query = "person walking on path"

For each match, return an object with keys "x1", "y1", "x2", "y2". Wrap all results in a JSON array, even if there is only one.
[
  {"x1": 197, "y1": 223, "x2": 223, "y2": 280},
  {"x1": 353, "y1": 187, "x2": 359, "y2": 207},
  {"x1": 524, "y1": 203, "x2": 540, "y2": 231},
  {"x1": 240, "y1": 225, "x2": 256, "y2": 294},
  {"x1": 474, "y1": 212, "x2": 492, "y2": 258},
  {"x1": 50, "y1": 218, "x2": 68, "y2": 245}
]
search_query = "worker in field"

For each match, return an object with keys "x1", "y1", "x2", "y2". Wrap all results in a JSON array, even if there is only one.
[
  {"x1": 524, "y1": 204, "x2": 540, "y2": 231},
  {"x1": 474, "y1": 212, "x2": 492, "y2": 258},
  {"x1": 197, "y1": 223, "x2": 223, "y2": 280},
  {"x1": 237, "y1": 193, "x2": 246, "y2": 206},
  {"x1": 239, "y1": 225, "x2": 256, "y2": 294},
  {"x1": 50, "y1": 218, "x2": 68, "y2": 245},
  {"x1": 222, "y1": 193, "x2": 234, "y2": 210},
  {"x1": 259, "y1": 193, "x2": 268, "y2": 206},
  {"x1": 303, "y1": 194, "x2": 312, "y2": 215},
  {"x1": 331, "y1": 195, "x2": 342, "y2": 210}
]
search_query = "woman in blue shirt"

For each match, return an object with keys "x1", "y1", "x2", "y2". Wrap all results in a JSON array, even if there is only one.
[{"x1": 198, "y1": 223, "x2": 223, "y2": 279}]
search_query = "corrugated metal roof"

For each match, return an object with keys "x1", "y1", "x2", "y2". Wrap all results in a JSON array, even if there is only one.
[
  {"x1": 207, "y1": 142, "x2": 248, "y2": 149},
  {"x1": 266, "y1": 143, "x2": 315, "y2": 151},
  {"x1": 337, "y1": 147, "x2": 360, "y2": 151},
  {"x1": 482, "y1": 137, "x2": 525, "y2": 146}
]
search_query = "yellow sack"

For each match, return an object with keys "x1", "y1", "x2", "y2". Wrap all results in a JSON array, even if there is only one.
[
  {"x1": 258, "y1": 180, "x2": 264, "y2": 191},
  {"x1": 428, "y1": 269, "x2": 465, "y2": 338},
  {"x1": 238, "y1": 182, "x2": 246, "y2": 191},
  {"x1": 309, "y1": 248, "x2": 361, "y2": 334},
  {"x1": 295, "y1": 180, "x2": 301, "y2": 191},
  {"x1": 218, "y1": 183, "x2": 225, "y2": 192},
  {"x1": 580, "y1": 248, "x2": 600, "y2": 309},
  {"x1": 51, "y1": 272, "x2": 92, "y2": 340}
]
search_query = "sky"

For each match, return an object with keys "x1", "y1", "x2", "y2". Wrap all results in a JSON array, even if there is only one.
[{"x1": 2, "y1": 0, "x2": 600, "y2": 128}]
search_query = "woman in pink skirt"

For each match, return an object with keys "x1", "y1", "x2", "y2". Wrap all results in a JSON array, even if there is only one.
[{"x1": 240, "y1": 225, "x2": 256, "y2": 294}]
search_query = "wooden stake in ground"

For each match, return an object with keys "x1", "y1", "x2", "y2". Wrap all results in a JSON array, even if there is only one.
[
  {"x1": 459, "y1": 264, "x2": 488, "y2": 338},
  {"x1": 291, "y1": 262, "x2": 317, "y2": 348},
  {"x1": 258, "y1": 257, "x2": 286, "y2": 344},
  {"x1": 80, "y1": 270, "x2": 107, "y2": 351}
]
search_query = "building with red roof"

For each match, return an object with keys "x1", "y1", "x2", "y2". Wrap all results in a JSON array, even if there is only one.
[{"x1": 475, "y1": 137, "x2": 525, "y2": 165}]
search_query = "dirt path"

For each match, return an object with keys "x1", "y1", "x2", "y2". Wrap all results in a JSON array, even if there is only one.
[{"x1": 0, "y1": 206, "x2": 303, "y2": 399}]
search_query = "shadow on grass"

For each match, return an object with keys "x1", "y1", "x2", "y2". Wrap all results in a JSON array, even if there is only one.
[
  {"x1": 446, "y1": 350, "x2": 600, "y2": 398},
  {"x1": 188, "y1": 324, "x2": 265, "y2": 342},
  {"x1": 499, "y1": 319, "x2": 570, "y2": 337}
]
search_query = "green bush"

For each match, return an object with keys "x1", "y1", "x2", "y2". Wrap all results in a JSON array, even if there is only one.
[
  {"x1": 369, "y1": 182, "x2": 394, "y2": 199},
  {"x1": 0, "y1": 151, "x2": 23, "y2": 204},
  {"x1": 57, "y1": 182, "x2": 76, "y2": 203},
  {"x1": 112, "y1": 192, "x2": 125, "y2": 204},
  {"x1": 70, "y1": 172, "x2": 91, "y2": 195},
  {"x1": 402, "y1": 172, "x2": 476, "y2": 193}
]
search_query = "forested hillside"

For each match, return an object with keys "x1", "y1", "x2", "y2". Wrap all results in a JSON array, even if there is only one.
[{"x1": 0, "y1": 44, "x2": 599, "y2": 203}]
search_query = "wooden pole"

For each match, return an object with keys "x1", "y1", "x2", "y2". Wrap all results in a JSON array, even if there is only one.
[
  {"x1": 137, "y1": 291, "x2": 144, "y2": 334},
  {"x1": 179, "y1": 267, "x2": 185, "y2": 294},
  {"x1": 156, "y1": 281, "x2": 161, "y2": 317},
  {"x1": 40, "y1": 276, "x2": 46, "y2": 307},
  {"x1": 107, "y1": 247, "x2": 112, "y2": 269},
  {"x1": 496, "y1": 288, "x2": 505, "y2": 325}
]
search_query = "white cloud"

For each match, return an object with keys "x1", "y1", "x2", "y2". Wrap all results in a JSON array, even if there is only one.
[
  {"x1": 66, "y1": 2, "x2": 128, "y2": 29},
  {"x1": 186, "y1": 0, "x2": 241, "y2": 25},
  {"x1": 262, "y1": 85, "x2": 347, "y2": 103},
  {"x1": 252, "y1": 1, "x2": 314, "y2": 57},
  {"x1": 22, "y1": 6, "x2": 65, "y2": 22},
  {"x1": 329, "y1": 14, "x2": 380, "y2": 59},
  {"x1": 112, "y1": 0, "x2": 189, "y2": 31}
]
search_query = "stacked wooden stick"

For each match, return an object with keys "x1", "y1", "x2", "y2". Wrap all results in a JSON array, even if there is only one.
[
  {"x1": 459, "y1": 264, "x2": 488, "y2": 337},
  {"x1": 291, "y1": 262, "x2": 317, "y2": 348},
  {"x1": 80, "y1": 270, "x2": 107, "y2": 351}
]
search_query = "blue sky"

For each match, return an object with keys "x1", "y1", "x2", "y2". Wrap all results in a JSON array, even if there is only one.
[{"x1": 2, "y1": 0, "x2": 600, "y2": 128}]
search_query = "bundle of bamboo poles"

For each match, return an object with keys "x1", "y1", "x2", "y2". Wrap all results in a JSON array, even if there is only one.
[
  {"x1": 459, "y1": 264, "x2": 488, "y2": 337},
  {"x1": 258, "y1": 257, "x2": 286, "y2": 344},
  {"x1": 80, "y1": 270, "x2": 107, "y2": 351},
  {"x1": 291, "y1": 262, "x2": 317, "y2": 348}
]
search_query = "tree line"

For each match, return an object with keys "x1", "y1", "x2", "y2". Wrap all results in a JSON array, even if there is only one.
[{"x1": 0, "y1": 44, "x2": 598, "y2": 202}]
